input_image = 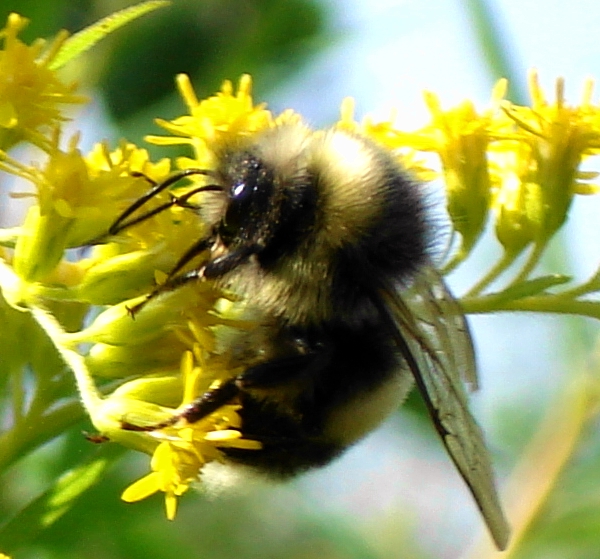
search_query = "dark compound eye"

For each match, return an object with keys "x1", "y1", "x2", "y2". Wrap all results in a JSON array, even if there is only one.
[
  {"x1": 221, "y1": 180, "x2": 255, "y2": 242},
  {"x1": 219, "y1": 154, "x2": 274, "y2": 244}
]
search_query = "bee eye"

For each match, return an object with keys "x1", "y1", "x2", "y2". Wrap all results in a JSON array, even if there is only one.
[
  {"x1": 221, "y1": 180, "x2": 254, "y2": 242},
  {"x1": 219, "y1": 155, "x2": 274, "y2": 244}
]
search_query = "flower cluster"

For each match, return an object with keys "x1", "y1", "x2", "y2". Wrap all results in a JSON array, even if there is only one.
[
  {"x1": 0, "y1": 13, "x2": 86, "y2": 152},
  {"x1": 0, "y1": 15, "x2": 267, "y2": 519},
  {"x1": 1, "y1": 11, "x2": 600, "y2": 521},
  {"x1": 401, "y1": 72, "x2": 600, "y2": 277}
]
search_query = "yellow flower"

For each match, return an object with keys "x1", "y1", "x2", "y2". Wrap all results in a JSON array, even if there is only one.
[
  {"x1": 0, "y1": 13, "x2": 86, "y2": 152},
  {"x1": 147, "y1": 74, "x2": 275, "y2": 169},
  {"x1": 7, "y1": 136, "x2": 169, "y2": 283},
  {"x1": 148, "y1": 74, "x2": 432, "y2": 203},
  {"x1": 334, "y1": 97, "x2": 435, "y2": 183},
  {"x1": 120, "y1": 350, "x2": 260, "y2": 518},
  {"x1": 404, "y1": 80, "x2": 508, "y2": 260},
  {"x1": 122, "y1": 439, "x2": 203, "y2": 520},
  {"x1": 491, "y1": 70, "x2": 600, "y2": 254}
]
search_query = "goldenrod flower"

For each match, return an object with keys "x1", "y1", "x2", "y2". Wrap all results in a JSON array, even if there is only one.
[
  {"x1": 122, "y1": 439, "x2": 204, "y2": 520},
  {"x1": 402, "y1": 80, "x2": 508, "y2": 262},
  {"x1": 120, "y1": 351, "x2": 260, "y2": 518},
  {"x1": 149, "y1": 74, "x2": 431, "y2": 191},
  {"x1": 0, "y1": 13, "x2": 85, "y2": 152},
  {"x1": 147, "y1": 74, "x2": 275, "y2": 169},
  {"x1": 335, "y1": 97, "x2": 436, "y2": 183},
  {"x1": 7, "y1": 136, "x2": 168, "y2": 283},
  {"x1": 491, "y1": 70, "x2": 600, "y2": 255},
  {"x1": 0, "y1": 9, "x2": 266, "y2": 529}
]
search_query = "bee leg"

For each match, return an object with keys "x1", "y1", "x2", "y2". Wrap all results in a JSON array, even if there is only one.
[
  {"x1": 130, "y1": 241, "x2": 257, "y2": 314},
  {"x1": 121, "y1": 377, "x2": 240, "y2": 430},
  {"x1": 123, "y1": 337, "x2": 331, "y2": 431},
  {"x1": 128, "y1": 237, "x2": 214, "y2": 314},
  {"x1": 142, "y1": 241, "x2": 259, "y2": 306},
  {"x1": 163, "y1": 235, "x2": 214, "y2": 281},
  {"x1": 177, "y1": 377, "x2": 241, "y2": 423},
  {"x1": 202, "y1": 244, "x2": 260, "y2": 279}
]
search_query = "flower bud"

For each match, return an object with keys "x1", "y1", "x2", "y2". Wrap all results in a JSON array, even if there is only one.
[
  {"x1": 86, "y1": 334, "x2": 187, "y2": 378},
  {"x1": 13, "y1": 205, "x2": 71, "y2": 282},
  {"x1": 75, "y1": 249, "x2": 174, "y2": 305}
]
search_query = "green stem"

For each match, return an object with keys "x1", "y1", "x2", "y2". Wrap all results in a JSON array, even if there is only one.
[
  {"x1": 29, "y1": 305, "x2": 104, "y2": 414},
  {"x1": 442, "y1": 244, "x2": 469, "y2": 275},
  {"x1": 507, "y1": 241, "x2": 546, "y2": 287},
  {"x1": 556, "y1": 267, "x2": 600, "y2": 299},
  {"x1": 462, "y1": 292, "x2": 600, "y2": 320},
  {"x1": 465, "y1": 250, "x2": 519, "y2": 297}
]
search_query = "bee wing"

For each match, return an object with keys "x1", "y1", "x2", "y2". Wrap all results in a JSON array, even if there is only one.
[{"x1": 377, "y1": 267, "x2": 510, "y2": 550}]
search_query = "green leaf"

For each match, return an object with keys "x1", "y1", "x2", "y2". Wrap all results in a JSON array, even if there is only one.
[
  {"x1": 0, "y1": 445, "x2": 124, "y2": 552},
  {"x1": 49, "y1": 0, "x2": 171, "y2": 70},
  {"x1": 461, "y1": 274, "x2": 573, "y2": 314},
  {"x1": 497, "y1": 274, "x2": 572, "y2": 301}
]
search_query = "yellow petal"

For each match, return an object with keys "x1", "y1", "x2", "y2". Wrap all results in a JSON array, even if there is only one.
[{"x1": 121, "y1": 472, "x2": 161, "y2": 502}]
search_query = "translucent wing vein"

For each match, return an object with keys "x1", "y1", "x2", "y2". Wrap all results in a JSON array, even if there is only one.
[{"x1": 377, "y1": 267, "x2": 510, "y2": 550}]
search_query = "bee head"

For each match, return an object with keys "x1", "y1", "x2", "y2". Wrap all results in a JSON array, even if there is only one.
[
  {"x1": 201, "y1": 123, "x2": 429, "y2": 324},
  {"x1": 203, "y1": 125, "x2": 318, "y2": 278}
]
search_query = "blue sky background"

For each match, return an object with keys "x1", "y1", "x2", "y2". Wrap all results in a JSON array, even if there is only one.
[{"x1": 274, "y1": 0, "x2": 600, "y2": 124}]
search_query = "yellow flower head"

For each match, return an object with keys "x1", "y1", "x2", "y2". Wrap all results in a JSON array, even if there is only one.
[
  {"x1": 147, "y1": 74, "x2": 275, "y2": 169},
  {"x1": 119, "y1": 350, "x2": 260, "y2": 518},
  {"x1": 403, "y1": 80, "x2": 508, "y2": 260},
  {"x1": 491, "y1": 70, "x2": 600, "y2": 253},
  {"x1": 0, "y1": 13, "x2": 86, "y2": 152},
  {"x1": 7, "y1": 135, "x2": 169, "y2": 283},
  {"x1": 334, "y1": 97, "x2": 434, "y2": 182}
]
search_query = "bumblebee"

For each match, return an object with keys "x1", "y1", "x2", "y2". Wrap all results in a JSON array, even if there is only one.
[{"x1": 111, "y1": 123, "x2": 509, "y2": 549}]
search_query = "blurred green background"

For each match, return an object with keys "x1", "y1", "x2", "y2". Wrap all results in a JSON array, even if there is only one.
[{"x1": 2, "y1": 1, "x2": 600, "y2": 558}]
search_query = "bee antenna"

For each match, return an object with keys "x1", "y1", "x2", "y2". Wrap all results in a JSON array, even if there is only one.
[{"x1": 109, "y1": 169, "x2": 222, "y2": 236}]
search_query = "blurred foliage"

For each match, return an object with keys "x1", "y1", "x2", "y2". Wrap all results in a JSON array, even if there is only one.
[
  {"x1": 461, "y1": 0, "x2": 527, "y2": 103},
  {"x1": 0, "y1": 0, "x2": 329, "y2": 151}
]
